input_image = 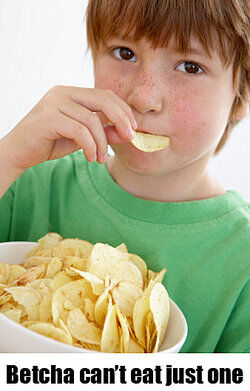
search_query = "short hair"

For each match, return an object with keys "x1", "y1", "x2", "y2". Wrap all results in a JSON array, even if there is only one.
[{"x1": 86, "y1": 0, "x2": 249, "y2": 154}]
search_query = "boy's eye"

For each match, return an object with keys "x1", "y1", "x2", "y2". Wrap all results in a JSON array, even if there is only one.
[
  {"x1": 111, "y1": 47, "x2": 136, "y2": 62},
  {"x1": 176, "y1": 62, "x2": 203, "y2": 74}
]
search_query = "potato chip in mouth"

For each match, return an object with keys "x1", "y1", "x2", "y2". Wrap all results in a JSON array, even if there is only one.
[{"x1": 131, "y1": 131, "x2": 170, "y2": 152}]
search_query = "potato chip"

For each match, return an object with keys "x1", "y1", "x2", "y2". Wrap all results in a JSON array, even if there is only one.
[
  {"x1": 2, "y1": 308, "x2": 22, "y2": 323},
  {"x1": 52, "y1": 279, "x2": 94, "y2": 324},
  {"x1": 0, "y1": 283, "x2": 7, "y2": 295},
  {"x1": 63, "y1": 256, "x2": 88, "y2": 271},
  {"x1": 104, "y1": 276, "x2": 118, "y2": 289},
  {"x1": 84, "y1": 298, "x2": 95, "y2": 322},
  {"x1": 116, "y1": 243, "x2": 128, "y2": 253},
  {"x1": 0, "y1": 262, "x2": 10, "y2": 284},
  {"x1": 101, "y1": 305, "x2": 120, "y2": 353},
  {"x1": 7, "y1": 265, "x2": 26, "y2": 285},
  {"x1": 94, "y1": 287, "x2": 112, "y2": 326},
  {"x1": 64, "y1": 300, "x2": 74, "y2": 311},
  {"x1": 128, "y1": 337, "x2": 145, "y2": 353},
  {"x1": 89, "y1": 243, "x2": 128, "y2": 263},
  {"x1": 58, "y1": 319, "x2": 73, "y2": 345},
  {"x1": 133, "y1": 295, "x2": 150, "y2": 348},
  {"x1": 39, "y1": 294, "x2": 53, "y2": 322},
  {"x1": 149, "y1": 329, "x2": 157, "y2": 353},
  {"x1": 147, "y1": 268, "x2": 166, "y2": 284},
  {"x1": 45, "y1": 258, "x2": 63, "y2": 278},
  {"x1": 128, "y1": 254, "x2": 148, "y2": 286},
  {"x1": 145, "y1": 268, "x2": 166, "y2": 295},
  {"x1": 149, "y1": 282, "x2": 170, "y2": 353},
  {"x1": 26, "y1": 233, "x2": 62, "y2": 257},
  {"x1": 27, "y1": 278, "x2": 53, "y2": 297},
  {"x1": 38, "y1": 233, "x2": 63, "y2": 248},
  {"x1": 5, "y1": 286, "x2": 42, "y2": 320},
  {"x1": 52, "y1": 239, "x2": 93, "y2": 258},
  {"x1": 78, "y1": 342, "x2": 100, "y2": 351},
  {"x1": 22, "y1": 256, "x2": 51, "y2": 268},
  {"x1": 50, "y1": 272, "x2": 73, "y2": 291},
  {"x1": 126, "y1": 316, "x2": 137, "y2": 340},
  {"x1": 13, "y1": 264, "x2": 46, "y2": 285},
  {"x1": 1, "y1": 302, "x2": 26, "y2": 321},
  {"x1": 0, "y1": 292, "x2": 12, "y2": 306},
  {"x1": 145, "y1": 311, "x2": 156, "y2": 352},
  {"x1": 0, "y1": 302, "x2": 16, "y2": 312},
  {"x1": 87, "y1": 243, "x2": 143, "y2": 286},
  {"x1": 69, "y1": 268, "x2": 105, "y2": 295},
  {"x1": 116, "y1": 305, "x2": 129, "y2": 353},
  {"x1": 27, "y1": 322, "x2": 72, "y2": 345},
  {"x1": 111, "y1": 281, "x2": 143, "y2": 318},
  {"x1": 131, "y1": 131, "x2": 170, "y2": 152},
  {"x1": 67, "y1": 308, "x2": 102, "y2": 345},
  {"x1": 147, "y1": 270, "x2": 157, "y2": 282}
]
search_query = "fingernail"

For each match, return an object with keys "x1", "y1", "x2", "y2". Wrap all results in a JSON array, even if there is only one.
[
  {"x1": 132, "y1": 118, "x2": 137, "y2": 130},
  {"x1": 92, "y1": 153, "x2": 97, "y2": 162},
  {"x1": 128, "y1": 126, "x2": 135, "y2": 139}
]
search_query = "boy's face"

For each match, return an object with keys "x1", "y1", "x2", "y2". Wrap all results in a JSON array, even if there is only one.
[{"x1": 94, "y1": 34, "x2": 236, "y2": 176}]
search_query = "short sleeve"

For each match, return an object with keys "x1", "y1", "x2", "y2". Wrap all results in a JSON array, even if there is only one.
[
  {"x1": 215, "y1": 279, "x2": 250, "y2": 353},
  {"x1": 0, "y1": 182, "x2": 15, "y2": 242}
]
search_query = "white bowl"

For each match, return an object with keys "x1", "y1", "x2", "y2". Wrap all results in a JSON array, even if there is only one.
[{"x1": 0, "y1": 241, "x2": 188, "y2": 353}]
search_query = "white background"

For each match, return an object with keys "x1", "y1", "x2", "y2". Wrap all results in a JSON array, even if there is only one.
[{"x1": 0, "y1": 0, "x2": 249, "y2": 200}]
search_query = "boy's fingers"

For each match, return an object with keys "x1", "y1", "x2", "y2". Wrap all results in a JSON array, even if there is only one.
[
  {"x1": 104, "y1": 125, "x2": 128, "y2": 145},
  {"x1": 68, "y1": 87, "x2": 135, "y2": 141},
  {"x1": 103, "y1": 89, "x2": 137, "y2": 130},
  {"x1": 58, "y1": 100, "x2": 108, "y2": 163},
  {"x1": 50, "y1": 112, "x2": 97, "y2": 162}
]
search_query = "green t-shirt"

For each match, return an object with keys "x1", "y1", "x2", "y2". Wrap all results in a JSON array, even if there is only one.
[{"x1": 1, "y1": 151, "x2": 249, "y2": 353}]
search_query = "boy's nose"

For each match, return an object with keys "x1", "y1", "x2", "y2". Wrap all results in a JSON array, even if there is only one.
[{"x1": 126, "y1": 71, "x2": 163, "y2": 114}]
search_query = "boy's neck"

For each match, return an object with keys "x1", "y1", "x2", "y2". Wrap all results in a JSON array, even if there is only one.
[{"x1": 106, "y1": 155, "x2": 226, "y2": 202}]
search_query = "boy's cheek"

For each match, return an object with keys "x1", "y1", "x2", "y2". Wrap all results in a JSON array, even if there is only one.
[
  {"x1": 170, "y1": 105, "x2": 220, "y2": 153},
  {"x1": 95, "y1": 72, "x2": 125, "y2": 97},
  {"x1": 94, "y1": 67, "x2": 138, "y2": 102}
]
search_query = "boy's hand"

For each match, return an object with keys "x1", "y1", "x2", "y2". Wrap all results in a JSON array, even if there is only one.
[{"x1": 4, "y1": 85, "x2": 137, "y2": 171}]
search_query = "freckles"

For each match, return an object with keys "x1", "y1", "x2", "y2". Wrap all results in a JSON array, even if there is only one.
[
  {"x1": 95, "y1": 69, "x2": 125, "y2": 95},
  {"x1": 169, "y1": 93, "x2": 195, "y2": 128},
  {"x1": 167, "y1": 90, "x2": 211, "y2": 149},
  {"x1": 105, "y1": 77, "x2": 128, "y2": 98},
  {"x1": 138, "y1": 71, "x2": 156, "y2": 87}
]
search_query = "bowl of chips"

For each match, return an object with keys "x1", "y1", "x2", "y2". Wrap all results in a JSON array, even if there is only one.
[{"x1": 0, "y1": 234, "x2": 187, "y2": 353}]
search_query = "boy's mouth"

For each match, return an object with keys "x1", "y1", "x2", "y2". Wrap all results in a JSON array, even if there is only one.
[
  {"x1": 131, "y1": 131, "x2": 170, "y2": 152},
  {"x1": 137, "y1": 129, "x2": 150, "y2": 134},
  {"x1": 137, "y1": 129, "x2": 169, "y2": 138}
]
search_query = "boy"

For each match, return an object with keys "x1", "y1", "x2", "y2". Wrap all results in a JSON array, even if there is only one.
[{"x1": 0, "y1": 0, "x2": 249, "y2": 352}]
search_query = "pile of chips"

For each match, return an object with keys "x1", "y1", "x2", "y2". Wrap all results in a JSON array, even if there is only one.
[{"x1": 0, "y1": 233, "x2": 170, "y2": 353}]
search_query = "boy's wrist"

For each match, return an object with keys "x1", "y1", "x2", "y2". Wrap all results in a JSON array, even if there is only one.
[{"x1": 0, "y1": 134, "x2": 26, "y2": 197}]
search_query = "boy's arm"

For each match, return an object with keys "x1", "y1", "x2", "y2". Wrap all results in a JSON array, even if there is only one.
[
  {"x1": 0, "y1": 177, "x2": 15, "y2": 243},
  {"x1": 0, "y1": 134, "x2": 26, "y2": 199},
  {"x1": 0, "y1": 85, "x2": 137, "y2": 201},
  {"x1": 214, "y1": 279, "x2": 250, "y2": 353}
]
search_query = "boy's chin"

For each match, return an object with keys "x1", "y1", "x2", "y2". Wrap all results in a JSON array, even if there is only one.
[{"x1": 111, "y1": 144, "x2": 172, "y2": 176}]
